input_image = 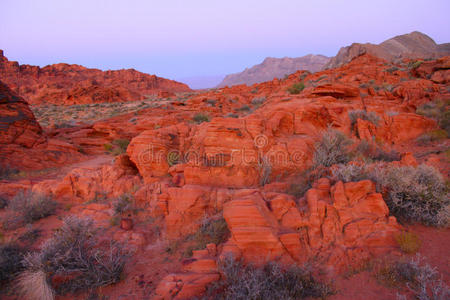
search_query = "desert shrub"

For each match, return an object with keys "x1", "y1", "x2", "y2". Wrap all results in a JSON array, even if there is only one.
[
  {"x1": 313, "y1": 129, "x2": 353, "y2": 167},
  {"x1": 258, "y1": 156, "x2": 272, "y2": 186},
  {"x1": 395, "y1": 231, "x2": 421, "y2": 254},
  {"x1": 0, "y1": 165, "x2": 19, "y2": 180},
  {"x1": 237, "y1": 105, "x2": 251, "y2": 112},
  {"x1": 206, "y1": 99, "x2": 217, "y2": 107},
  {"x1": 225, "y1": 113, "x2": 239, "y2": 118},
  {"x1": 348, "y1": 109, "x2": 381, "y2": 131},
  {"x1": 384, "y1": 66, "x2": 399, "y2": 73},
  {"x1": 193, "y1": 113, "x2": 210, "y2": 124},
  {"x1": 355, "y1": 140, "x2": 400, "y2": 162},
  {"x1": 0, "y1": 196, "x2": 7, "y2": 209},
  {"x1": 379, "y1": 256, "x2": 449, "y2": 300},
  {"x1": 0, "y1": 243, "x2": 27, "y2": 284},
  {"x1": 17, "y1": 216, "x2": 128, "y2": 296},
  {"x1": 416, "y1": 100, "x2": 450, "y2": 135},
  {"x1": 374, "y1": 164, "x2": 448, "y2": 226},
  {"x1": 251, "y1": 96, "x2": 266, "y2": 106},
  {"x1": 408, "y1": 60, "x2": 423, "y2": 70},
  {"x1": 112, "y1": 193, "x2": 134, "y2": 215},
  {"x1": 287, "y1": 166, "x2": 327, "y2": 198},
  {"x1": 250, "y1": 88, "x2": 258, "y2": 94},
  {"x1": 205, "y1": 255, "x2": 332, "y2": 300},
  {"x1": 103, "y1": 143, "x2": 113, "y2": 152},
  {"x1": 186, "y1": 217, "x2": 230, "y2": 256},
  {"x1": 287, "y1": 82, "x2": 305, "y2": 94},
  {"x1": 8, "y1": 191, "x2": 57, "y2": 224},
  {"x1": 112, "y1": 139, "x2": 130, "y2": 154},
  {"x1": 331, "y1": 163, "x2": 449, "y2": 226},
  {"x1": 416, "y1": 129, "x2": 448, "y2": 145}
]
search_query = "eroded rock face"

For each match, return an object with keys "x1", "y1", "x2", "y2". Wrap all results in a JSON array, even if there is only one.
[
  {"x1": 222, "y1": 179, "x2": 400, "y2": 272},
  {"x1": 0, "y1": 80, "x2": 82, "y2": 170},
  {"x1": 0, "y1": 80, "x2": 43, "y2": 147},
  {"x1": 0, "y1": 50, "x2": 191, "y2": 105}
]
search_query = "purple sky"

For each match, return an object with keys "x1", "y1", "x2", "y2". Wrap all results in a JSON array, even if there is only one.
[{"x1": 1, "y1": 0, "x2": 449, "y2": 88}]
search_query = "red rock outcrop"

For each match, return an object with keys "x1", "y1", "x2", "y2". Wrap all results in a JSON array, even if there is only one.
[
  {"x1": 0, "y1": 50, "x2": 191, "y2": 105},
  {"x1": 0, "y1": 80, "x2": 82, "y2": 170},
  {"x1": 222, "y1": 179, "x2": 400, "y2": 272}
]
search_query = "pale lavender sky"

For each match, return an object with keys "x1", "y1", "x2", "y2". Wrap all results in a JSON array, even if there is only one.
[{"x1": 1, "y1": 0, "x2": 449, "y2": 88}]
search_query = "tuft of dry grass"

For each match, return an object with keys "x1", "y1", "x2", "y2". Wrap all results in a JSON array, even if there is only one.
[{"x1": 395, "y1": 232, "x2": 421, "y2": 254}]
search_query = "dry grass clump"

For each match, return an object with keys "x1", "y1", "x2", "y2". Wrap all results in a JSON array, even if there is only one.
[
  {"x1": 203, "y1": 255, "x2": 332, "y2": 299},
  {"x1": 395, "y1": 231, "x2": 421, "y2": 254},
  {"x1": 7, "y1": 191, "x2": 57, "y2": 225},
  {"x1": 17, "y1": 216, "x2": 128, "y2": 298},
  {"x1": 313, "y1": 128, "x2": 353, "y2": 167},
  {"x1": 377, "y1": 255, "x2": 449, "y2": 300}
]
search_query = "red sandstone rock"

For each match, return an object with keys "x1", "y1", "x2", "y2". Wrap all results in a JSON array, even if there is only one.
[{"x1": 0, "y1": 50, "x2": 191, "y2": 105}]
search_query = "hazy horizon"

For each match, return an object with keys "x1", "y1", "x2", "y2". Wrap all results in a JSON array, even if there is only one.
[{"x1": 1, "y1": 0, "x2": 449, "y2": 89}]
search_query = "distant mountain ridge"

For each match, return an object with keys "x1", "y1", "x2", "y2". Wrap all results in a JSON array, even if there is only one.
[
  {"x1": 217, "y1": 54, "x2": 330, "y2": 87},
  {"x1": 218, "y1": 31, "x2": 450, "y2": 88},
  {"x1": 324, "y1": 31, "x2": 450, "y2": 69}
]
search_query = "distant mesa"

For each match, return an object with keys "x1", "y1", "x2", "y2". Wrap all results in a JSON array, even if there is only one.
[
  {"x1": 324, "y1": 31, "x2": 450, "y2": 69},
  {"x1": 0, "y1": 50, "x2": 191, "y2": 105},
  {"x1": 217, "y1": 54, "x2": 330, "y2": 87}
]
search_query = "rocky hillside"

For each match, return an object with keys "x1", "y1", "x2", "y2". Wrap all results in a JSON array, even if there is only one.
[
  {"x1": 0, "y1": 53, "x2": 449, "y2": 299},
  {"x1": 325, "y1": 31, "x2": 450, "y2": 69},
  {"x1": 217, "y1": 54, "x2": 330, "y2": 87},
  {"x1": 0, "y1": 50, "x2": 191, "y2": 105}
]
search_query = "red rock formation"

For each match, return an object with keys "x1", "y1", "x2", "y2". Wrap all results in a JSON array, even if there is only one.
[
  {"x1": 0, "y1": 80, "x2": 82, "y2": 170},
  {"x1": 222, "y1": 179, "x2": 400, "y2": 272},
  {"x1": 0, "y1": 50, "x2": 191, "y2": 105}
]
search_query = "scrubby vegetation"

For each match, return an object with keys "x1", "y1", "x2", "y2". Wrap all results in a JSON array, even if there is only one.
[
  {"x1": 377, "y1": 256, "x2": 449, "y2": 299},
  {"x1": 416, "y1": 100, "x2": 450, "y2": 135},
  {"x1": 17, "y1": 216, "x2": 128, "y2": 297},
  {"x1": 331, "y1": 163, "x2": 449, "y2": 226},
  {"x1": 204, "y1": 256, "x2": 332, "y2": 299},
  {"x1": 313, "y1": 128, "x2": 353, "y2": 167},
  {"x1": 0, "y1": 243, "x2": 27, "y2": 284},
  {"x1": 355, "y1": 140, "x2": 400, "y2": 162},
  {"x1": 395, "y1": 231, "x2": 421, "y2": 254},
  {"x1": 287, "y1": 82, "x2": 305, "y2": 94},
  {"x1": 193, "y1": 113, "x2": 211, "y2": 124},
  {"x1": 348, "y1": 109, "x2": 381, "y2": 131},
  {"x1": 7, "y1": 191, "x2": 57, "y2": 225},
  {"x1": 185, "y1": 216, "x2": 230, "y2": 257}
]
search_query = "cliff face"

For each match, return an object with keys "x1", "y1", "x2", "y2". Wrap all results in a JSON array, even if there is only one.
[
  {"x1": 217, "y1": 54, "x2": 330, "y2": 87},
  {"x1": 0, "y1": 50, "x2": 191, "y2": 105},
  {"x1": 324, "y1": 31, "x2": 450, "y2": 69}
]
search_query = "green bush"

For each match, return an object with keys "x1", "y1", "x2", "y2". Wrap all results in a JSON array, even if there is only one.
[
  {"x1": 313, "y1": 129, "x2": 353, "y2": 167},
  {"x1": 193, "y1": 113, "x2": 210, "y2": 124},
  {"x1": 205, "y1": 255, "x2": 332, "y2": 299},
  {"x1": 287, "y1": 82, "x2": 305, "y2": 94},
  {"x1": 112, "y1": 139, "x2": 130, "y2": 154}
]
